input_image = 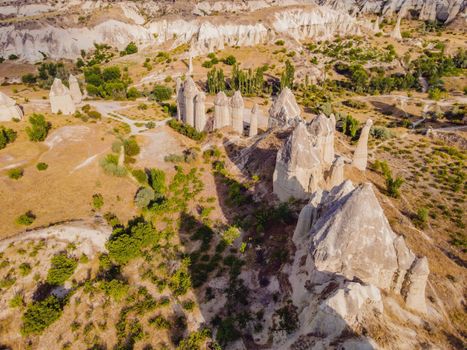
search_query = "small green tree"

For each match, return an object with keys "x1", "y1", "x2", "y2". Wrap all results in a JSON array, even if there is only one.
[
  {"x1": 21, "y1": 295, "x2": 63, "y2": 335},
  {"x1": 150, "y1": 85, "x2": 173, "y2": 101},
  {"x1": 16, "y1": 211, "x2": 36, "y2": 226},
  {"x1": 7, "y1": 167, "x2": 23, "y2": 180},
  {"x1": 26, "y1": 114, "x2": 51, "y2": 142},
  {"x1": 223, "y1": 55, "x2": 237, "y2": 65},
  {"x1": 36, "y1": 162, "x2": 48, "y2": 171},
  {"x1": 222, "y1": 226, "x2": 241, "y2": 246},
  {"x1": 280, "y1": 60, "x2": 295, "y2": 90},
  {"x1": 135, "y1": 187, "x2": 155, "y2": 208},
  {"x1": 0, "y1": 126, "x2": 17, "y2": 149},
  {"x1": 92, "y1": 193, "x2": 104, "y2": 210},
  {"x1": 46, "y1": 254, "x2": 77, "y2": 285}
]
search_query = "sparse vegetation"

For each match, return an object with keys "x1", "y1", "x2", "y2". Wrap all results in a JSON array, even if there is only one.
[{"x1": 26, "y1": 114, "x2": 51, "y2": 142}]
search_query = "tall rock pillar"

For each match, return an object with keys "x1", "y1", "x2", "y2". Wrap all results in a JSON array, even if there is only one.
[
  {"x1": 249, "y1": 104, "x2": 259, "y2": 137},
  {"x1": 176, "y1": 77, "x2": 184, "y2": 121},
  {"x1": 352, "y1": 119, "x2": 373, "y2": 171},
  {"x1": 214, "y1": 91, "x2": 229, "y2": 130},
  {"x1": 49, "y1": 78, "x2": 76, "y2": 115},
  {"x1": 194, "y1": 91, "x2": 206, "y2": 132},
  {"x1": 230, "y1": 90, "x2": 244, "y2": 135},
  {"x1": 69, "y1": 74, "x2": 82, "y2": 104},
  {"x1": 183, "y1": 77, "x2": 197, "y2": 127}
]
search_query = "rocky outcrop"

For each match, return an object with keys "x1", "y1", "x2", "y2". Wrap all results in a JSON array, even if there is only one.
[
  {"x1": 69, "y1": 74, "x2": 82, "y2": 104},
  {"x1": 176, "y1": 77, "x2": 184, "y2": 121},
  {"x1": 327, "y1": 156, "x2": 344, "y2": 189},
  {"x1": 352, "y1": 118, "x2": 372, "y2": 171},
  {"x1": 0, "y1": 92, "x2": 23, "y2": 121},
  {"x1": 182, "y1": 77, "x2": 198, "y2": 127},
  {"x1": 213, "y1": 91, "x2": 230, "y2": 129},
  {"x1": 391, "y1": 16, "x2": 403, "y2": 41},
  {"x1": 319, "y1": 0, "x2": 465, "y2": 23},
  {"x1": 0, "y1": 4, "x2": 374, "y2": 62},
  {"x1": 230, "y1": 90, "x2": 244, "y2": 135},
  {"x1": 249, "y1": 104, "x2": 259, "y2": 137},
  {"x1": 290, "y1": 181, "x2": 430, "y2": 336},
  {"x1": 49, "y1": 78, "x2": 76, "y2": 115},
  {"x1": 273, "y1": 113, "x2": 336, "y2": 201},
  {"x1": 194, "y1": 91, "x2": 206, "y2": 132},
  {"x1": 268, "y1": 87, "x2": 302, "y2": 129}
]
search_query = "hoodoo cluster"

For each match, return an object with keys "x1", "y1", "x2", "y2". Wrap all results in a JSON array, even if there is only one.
[{"x1": 49, "y1": 75, "x2": 82, "y2": 115}]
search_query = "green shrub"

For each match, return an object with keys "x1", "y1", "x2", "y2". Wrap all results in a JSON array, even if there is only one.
[
  {"x1": 100, "y1": 154, "x2": 127, "y2": 177},
  {"x1": 182, "y1": 300, "x2": 195, "y2": 311},
  {"x1": 343, "y1": 99, "x2": 367, "y2": 109},
  {"x1": 168, "y1": 257, "x2": 191, "y2": 296},
  {"x1": 148, "y1": 168, "x2": 166, "y2": 195},
  {"x1": 99, "y1": 279, "x2": 129, "y2": 301},
  {"x1": 149, "y1": 315, "x2": 171, "y2": 329},
  {"x1": 46, "y1": 253, "x2": 77, "y2": 285},
  {"x1": 9, "y1": 293, "x2": 24, "y2": 308},
  {"x1": 121, "y1": 41, "x2": 138, "y2": 56},
  {"x1": 36, "y1": 162, "x2": 48, "y2": 171},
  {"x1": 275, "y1": 40, "x2": 285, "y2": 46},
  {"x1": 222, "y1": 226, "x2": 241, "y2": 246},
  {"x1": 26, "y1": 114, "x2": 51, "y2": 142},
  {"x1": 167, "y1": 119, "x2": 206, "y2": 141},
  {"x1": 0, "y1": 126, "x2": 17, "y2": 149},
  {"x1": 370, "y1": 126, "x2": 393, "y2": 140},
  {"x1": 19, "y1": 262, "x2": 32, "y2": 276},
  {"x1": 21, "y1": 295, "x2": 63, "y2": 335},
  {"x1": 216, "y1": 318, "x2": 240, "y2": 346},
  {"x1": 415, "y1": 207, "x2": 429, "y2": 228},
  {"x1": 132, "y1": 169, "x2": 148, "y2": 184},
  {"x1": 7, "y1": 167, "x2": 23, "y2": 180},
  {"x1": 123, "y1": 137, "x2": 140, "y2": 157},
  {"x1": 150, "y1": 84, "x2": 173, "y2": 102},
  {"x1": 135, "y1": 187, "x2": 155, "y2": 208},
  {"x1": 341, "y1": 114, "x2": 360, "y2": 138},
  {"x1": 177, "y1": 329, "x2": 211, "y2": 350},
  {"x1": 223, "y1": 55, "x2": 237, "y2": 65},
  {"x1": 16, "y1": 211, "x2": 36, "y2": 226},
  {"x1": 92, "y1": 193, "x2": 104, "y2": 210},
  {"x1": 106, "y1": 219, "x2": 159, "y2": 265}
]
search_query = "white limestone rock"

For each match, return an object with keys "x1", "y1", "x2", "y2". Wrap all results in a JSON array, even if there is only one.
[
  {"x1": 268, "y1": 87, "x2": 302, "y2": 128},
  {"x1": 0, "y1": 92, "x2": 23, "y2": 121},
  {"x1": 176, "y1": 77, "x2": 184, "y2": 121},
  {"x1": 391, "y1": 16, "x2": 403, "y2": 40},
  {"x1": 352, "y1": 118, "x2": 373, "y2": 171},
  {"x1": 183, "y1": 77, "x2": 198, "y2": 127},
  {"x1": 194, "y1": 91, "x2": 206, "y2": 132},
  {"x1": 249, "y1": 104, "x2": 259, "y2": 137},
  {"x1": 213, "y1": 91, "x2": 230, "y2": 129},
  {"x1": 49, "y1": 78, "x2": 76, "y2": 115},
  {"x1": 68, "y1": 74, "x2": 82, "y2": 104},
  {"x1": 230, "y1": 90, "x2": 244, "y2": 134},
  {"x1": 328, "y1": 156, "x2": 344, "y2": 189},
  {"x1": 307, "y1": 113, "x2": 335, "y2": 166},
  {"x1": 273, "y1": 123, "x2": 323, "y2": 201},
  {"x1": 404, "y1": 257, "x2": 430, "y2": 313}
]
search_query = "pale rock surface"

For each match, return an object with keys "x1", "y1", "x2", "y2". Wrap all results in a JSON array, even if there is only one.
[
  {"x1": 268, "y1": 87, "x2": 302, "y2": 128},
  {"x1": 49, "y1": 78, "x2": 76, "y2": 115},
  {"x1": 307, "y1": 113, "x2": 335, "y2": 165},
  {"x1": 328, "y1": 156, "x2": 344, "y2": 189},
  {"x1": 249, "y1": 104, "x2": 259, "y2": 137},
  {"x1": 194, "y1": 91, "x2": 206, "y2": 132},
  {"x1": 273, "y1": 123, "x2": 323, "y2": 201},
  {"x1": 0, "y1": 92, "x2": 23, "y2": 121},
  {"x1": 213, "y1": 91, "x2": 230, "y2": 129},
  {"x1": 183, "y1": 77, "x2": 198, "y2": 127},
  {"x1": 176, "y1": 77, "x2": 184, "y2": 121},
  {"x1": 230, "y1": 90, "x2": 244, "y2": 134},
  {"x1": 391, "y1": 16, "x2": 403, "y2": 40},
  {"x1": 68, "y1": 74, "x2": 82, "y2": 104},
  {"x1": 404, "y1": 257, "x2": 430, "y2": 313},
  {"x1": 352, "y1": 118, "x2": 373, "y2": 171}
]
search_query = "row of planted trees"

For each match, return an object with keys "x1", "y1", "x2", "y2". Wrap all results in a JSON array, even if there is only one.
[{"x1": 206, "y1": 60, "x2": 294, "y2": 96}]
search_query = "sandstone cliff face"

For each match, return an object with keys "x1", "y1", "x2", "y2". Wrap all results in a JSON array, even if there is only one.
[
  {"x1": 318, "y1": 0, "x2": 466, "y2": 23},
  {"x1": 268, "y1": 87, "x2": 302, "y2": 129},
  {"x1": 0, "y1": 3, "x2": 374, "y2": 62}
]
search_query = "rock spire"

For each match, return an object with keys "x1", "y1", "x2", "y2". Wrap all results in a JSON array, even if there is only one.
[
  {"x1": 268, "y1": 87, "x2": 302, "y2": 128},
  {"x1": 49, "y1": 78, "x2": 76, "y2": 115},
  {"x1": 213, "y1": 91, "x2": 230, "y2": 130},
  {"x1": 352, "y1": 118, "x2": 373, "y2": 171},
  {"x1": 69, "y1": 74, "x2": 82, "y2": 104},
  {"x1": 230, "y1": 90, "x2": 244, "y2": 134},
  {"x1": 194, "y1": 91, "x2": 206, "y2": 132},
  {"x1": 249, "y1": 104, "x2": 259, "y2": 137}
]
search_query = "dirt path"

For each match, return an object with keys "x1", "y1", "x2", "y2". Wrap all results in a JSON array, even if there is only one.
[{"x1": 0, "y1": 220, "x2": 111, "y2": 256}]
